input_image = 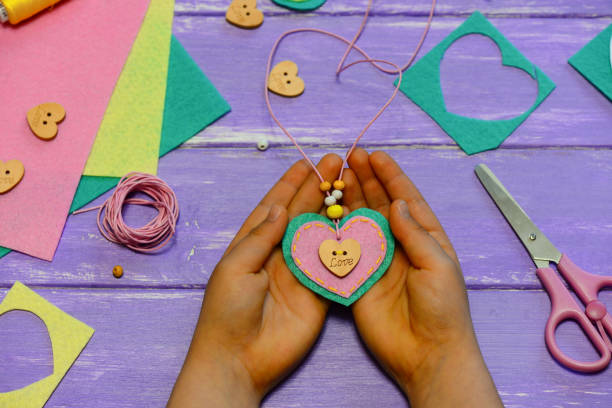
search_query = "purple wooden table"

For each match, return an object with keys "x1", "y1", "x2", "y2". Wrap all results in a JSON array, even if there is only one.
[{"x1": 2, "y1": 1, "x2": 612, "y2": 406}]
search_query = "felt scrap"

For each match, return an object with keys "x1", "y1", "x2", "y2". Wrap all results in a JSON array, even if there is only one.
[
  {"x1": 0, "y1": 0, "x2": 151, "y2": 260},
  {"x1": 568, "y1": 23, "x2": 612, "y2": 102},
  {"x1": 0, "y1": 282, "x2": 94, "y2": 408},
  {"x1": 397, "y1": 11, "x2": 556, "y2": 155},
  {"x1": 271, "y1": 0, "x2": 326, "y2": 11},
  {"x1": 83, "y1": 0, "x2": 175, "y2": 177},
  {"x1": 0, "y1": 36, "x2": 231, "y2": 260},
  {"x1": 282, "y1": 208, "x2": 395, "y2": 306}
]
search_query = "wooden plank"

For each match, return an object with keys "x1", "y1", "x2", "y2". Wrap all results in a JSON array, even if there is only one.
[
  {"x1": 173, "y1": 15, "x2": 612, "y2": 148},
  {"x1": 2, "y1": 288, "x2": 612, "y2": 407},
  {"x1": 2, "y1": 148, "x2": 612, "y2": 289},
  {"x1": 174, "y1": 0, "x2": 612, "y2": 18}
]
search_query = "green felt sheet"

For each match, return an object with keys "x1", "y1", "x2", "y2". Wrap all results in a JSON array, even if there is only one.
[
  {"x1": 0, "y1": 35, "x2": 230, "y2": 260},
  {"x1": 568, "y1": 23, "x2": 612, "y2": 102},
  {"x1": 282, "y1": 208, "x2": 395, "y2": 306},
  {"x1": 397, "y1": 11, "x2": 556, "y2": 155}
]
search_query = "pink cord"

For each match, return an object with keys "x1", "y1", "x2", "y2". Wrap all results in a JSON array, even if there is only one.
[
  {"x1": 73, "y1": 173, "x2": 179, "y2": 253},
  {"x1": 264, "y1": 0, "x2": 436, "y2": 236}
]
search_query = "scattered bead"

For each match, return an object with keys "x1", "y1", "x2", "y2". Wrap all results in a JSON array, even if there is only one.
[
  {"x1": 324, "y1": 196, "x2": 337, "y2": 207},
  {"x1": 331, "y1": 189, "x2": 343, "y2": 200},
  {"x1": 319, "y1": 181, "x2": 331, "y2": 192},
  {"x1": 326, "y1": 204, "x2": 343, "y2": 219},
  {"x1": 112, "y1": 265, "x2": 124, "y2": 279},
  {"x1": 333, "y1": 180, "x2": 345, "y2": 190},
  {"x1": 257, "y1": 138, "x2": 269, "y2": 151}
]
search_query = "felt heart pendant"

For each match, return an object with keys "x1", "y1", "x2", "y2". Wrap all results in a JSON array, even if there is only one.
[
  {"x1": 282, "y1": 208, "x2": 394, "y2": 306},
  {"x1": 0, "y1": 160, "x2": 25, "y2": 194},
  {"x1": 27, "y1": 102, "x2": 66, "y2": 140},
  {"x1": 226, "y1": 0, "x2": 264, "y2": 29},
  {"x1": 268, "y1": 60, "x2": 305, "y2": 97}
]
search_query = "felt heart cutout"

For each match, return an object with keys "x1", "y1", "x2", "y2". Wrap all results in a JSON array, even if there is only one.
[
  {"x1": 268, "y1": 60, "x2": 305, "y2": 97},
  {"x1": 27, "y1": 102, "x2": 66, "y2": 140},
  {"x1": 226, "y1": 0, "x2": 264, "y2": 29},
  {"x1": 282, "y1": 208, "x2": 394, "y2": 306},
  {"x1": 0, "y1": 160, "x2": 25, "y2": 194},
  {"x1": 318, "y1": 238, "x2": 361, "y2": 277},
  {"x1": 271, "y1": 0, "x2": 326, "y2": 11},
  {"x1": 0, "y1": 310, "x2": 53, "y2": 393},
  {"x1": 440, "y1": 35, "x2": 537, "y2": 120}
]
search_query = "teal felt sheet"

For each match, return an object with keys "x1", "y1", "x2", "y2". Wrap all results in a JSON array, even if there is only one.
[
  {"x1": 397, "y1": 11, "x2": 556, "y2": 155},
  {"x1": 569, "y1": 23, "x2": 612, "y2": 101},
  {"x1": 0, "y1": 35, "x2": 230, "y2": 260},
  {"x1": 281, "y1": 208, "x2": 395, "y2": 306}
]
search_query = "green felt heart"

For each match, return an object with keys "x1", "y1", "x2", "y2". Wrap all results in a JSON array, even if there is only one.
[
  {"x1": 282, "y1": 208, "x2": 395, "y2": 306},
  {"x1": 271, "y1": 0, "x2": 326, "y2": 11}
]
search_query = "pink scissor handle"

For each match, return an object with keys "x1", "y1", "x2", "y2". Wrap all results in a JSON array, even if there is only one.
[
  {"x1": 557, "y1": 254, "x2": 612, "y2": 342},
  {"x1": 537, "y1": 266, "x2": 611, "y2": 373}
]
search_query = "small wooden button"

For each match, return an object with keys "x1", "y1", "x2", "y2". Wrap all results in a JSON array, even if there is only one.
[
  {"x1": 268, "y1": 60, "x2": 305, "y2": 97},
  {"x1": 112, "y1": 265, "x2": 124, "y2": 279},
  {"x1": 0, "y1": 160, "x2": 25, "y2": 194},
  {"x1": 319, "y1": 239, "x2": 361, "y2": 278},
  {"x1": 226, "y1": 0, "x2": 264, "y2": 29},
  {"x1": 27, "y1": 102, "x2": 66, "y2": 140}
]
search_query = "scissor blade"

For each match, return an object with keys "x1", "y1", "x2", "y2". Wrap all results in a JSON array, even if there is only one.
[{"x1": 475, "y1": 164, "x2": 562, "y2": 267}]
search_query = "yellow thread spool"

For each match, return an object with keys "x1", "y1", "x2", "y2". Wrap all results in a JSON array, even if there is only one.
[{"x1": 0, "y1": 0, "x2": 64, "y2": 25}]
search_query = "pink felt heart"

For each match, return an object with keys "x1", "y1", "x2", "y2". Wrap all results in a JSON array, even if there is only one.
[
  {"x1": 290, "y1": 216, "x2": 388, "y2": 298},
  {"x1": 440, "y1": 34, "x2": 538, "y2": 120},
  {"x1": 0, "y1": 310, "x2": 53, "y2": 392}
]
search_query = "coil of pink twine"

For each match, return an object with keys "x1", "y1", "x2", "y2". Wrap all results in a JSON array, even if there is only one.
[{"x1": 73, "y1": 172, "x2": 179, "y2": 253}]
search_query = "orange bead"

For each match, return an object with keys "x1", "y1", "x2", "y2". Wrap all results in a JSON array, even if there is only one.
[
  {"x1": 112, "y1": 265, "x2": 124, "y2": 279},
  {"x1": 333, "y1": 180, "x2": 345, "y2": 190},
  {"x1": 319, "y1": 181, "x2": 331, "y2": 192}
]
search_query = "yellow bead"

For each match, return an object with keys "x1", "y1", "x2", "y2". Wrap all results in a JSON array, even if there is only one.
[
  {"x1": 333, "y1": 180, "x2": 345, "y2": 190},
  {"x1": 112, "y1": 265, "x2": 124, "y2": 279},
  {"x1": 326, "y1": 204, "x2": 343, "y2": 219},
  {"x1": 319, "y1": 181, "x2": 331, "y2": 192}
]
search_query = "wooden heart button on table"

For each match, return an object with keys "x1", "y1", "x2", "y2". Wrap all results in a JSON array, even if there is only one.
[
  {"x1": 0, "y1": 160, "x2": 25, "y2": 194},
  {"x1": 27, "y1": 102, "x2": 66, "y2": 141},
  {"x1": 268, "y1": 60, "x2": 305, "y2": 97},
  {"x1": 226, "y1": 0, "x2": 264, "y2": 29}
]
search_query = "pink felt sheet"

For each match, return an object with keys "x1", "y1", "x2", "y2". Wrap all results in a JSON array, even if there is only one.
[
  {"x1": 0, "y1": 0, "x2": 151, "y2": 260},
  {"x1": 291, "y1": 218, "x2": 388, "y2": 298}
]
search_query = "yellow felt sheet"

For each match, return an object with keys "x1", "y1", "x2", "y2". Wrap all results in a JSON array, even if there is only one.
[
  {"x1": 83, "y1": 0, "x2": 175, "y2": 177},
  {"x1": 0, "y1": 282, "x2": 94, "y2": 408}
]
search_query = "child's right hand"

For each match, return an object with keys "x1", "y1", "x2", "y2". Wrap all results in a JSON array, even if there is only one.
[{"x1": 346, "y1": 149, "x2": 503, "y2": 408}]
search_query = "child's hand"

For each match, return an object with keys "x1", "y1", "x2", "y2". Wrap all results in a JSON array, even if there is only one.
[
  {"x1": 345, "y1": 149, "x2": 503, "y2": 408},
  {"x1": 168, "y1": 154, "x2": 344, "y2": 408}
]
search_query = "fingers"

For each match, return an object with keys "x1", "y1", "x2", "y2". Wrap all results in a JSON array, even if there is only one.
[
  {"x1": 287, "y1": 153, "x2": 343, "y2": 218},
  {"x1": 389, "y1": 200, "x2": 453, "y2": 271},
  {"x1": 220, "y1": 205, "x2": 289, "y2": 275},
  {"x1": 225, "y1": 159, "x2": 311, "y2": 254},
  {"x1": 347, "y1": 148, "x2": 390, "y2": 216},
  {"x1": 369, "y1": 151, "x2": 458, "y2": 263},
  {"x1": 342, "y1": 168, "x2": 367, "y2": 211}
]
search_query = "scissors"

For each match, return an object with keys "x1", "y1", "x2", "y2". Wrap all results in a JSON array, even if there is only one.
[{"x1": 475, "y1": 164, "x2": 612, "y2": 373}]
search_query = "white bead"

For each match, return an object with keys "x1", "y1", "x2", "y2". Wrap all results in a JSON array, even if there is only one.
[
  {"x1": 331, "y1": 189, "x2": 343, "y2": 200},
  {"x1": 324, "y1": 196, "x2": 337, "y2": 206},
  {"x1": 257, "y1": 138, "x2": 269, "y2": 151}
]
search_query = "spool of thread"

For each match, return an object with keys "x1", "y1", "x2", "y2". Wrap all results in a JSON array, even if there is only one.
[{"x1": 0, "y1": 0, "x2": 64, "y2": 25}]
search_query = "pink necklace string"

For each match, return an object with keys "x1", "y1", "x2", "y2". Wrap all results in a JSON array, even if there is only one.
[
  {"x1": 264, "y1": 0, "x2": 436, "y2": 236},
  {"x1": 73, "y1": 172, "x2": 179, "y2": 253}
]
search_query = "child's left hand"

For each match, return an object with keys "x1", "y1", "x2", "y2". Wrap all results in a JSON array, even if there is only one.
[{"x1": 168, "y1": 154, "x2": 347, "y2": 408}]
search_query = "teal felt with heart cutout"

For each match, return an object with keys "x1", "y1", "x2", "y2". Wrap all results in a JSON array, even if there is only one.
[
  {"x1": 396, "y1": 11, "x2": 556, "y2": 155},
  {"x1": 282, "y1": 208, "x2": 394, "y2": 306},
  {"x1": 272, "y1": 0, "x2": 326, "y2": 11}
]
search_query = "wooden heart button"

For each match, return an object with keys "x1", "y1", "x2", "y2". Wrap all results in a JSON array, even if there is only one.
[
  {"x1": 0, "y1": 160, "x2": 25, "y2": 194},
  {"x1": 268, "y1": 60, "x2": 305, "y2": 97},
  {"x1": 226, "y1": 0, "x2": 263, "y2": 29},
  {"x1": 319, "y1": 238, "x2": 361, "y2": 278},
  {"x1": 27, "y1": 102, "x2": 66, "y2": 141}
]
